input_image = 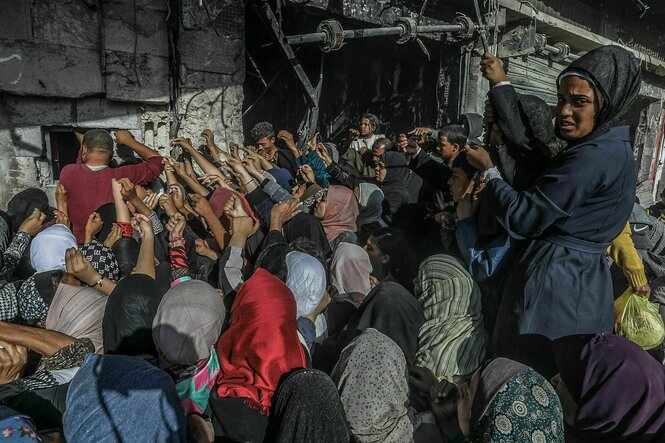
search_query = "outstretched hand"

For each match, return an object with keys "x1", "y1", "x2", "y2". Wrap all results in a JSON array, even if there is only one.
[
  {"x1": 65, "y1": 247, "x2": 100, "y2": 286},
  {"x1": 18, "y1": 208, "x2": 46, "y2": 236}
]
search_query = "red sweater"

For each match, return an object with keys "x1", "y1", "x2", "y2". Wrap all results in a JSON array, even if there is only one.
[{"x1": 60, "y1": 156, "x2": 163, "y2": 244}]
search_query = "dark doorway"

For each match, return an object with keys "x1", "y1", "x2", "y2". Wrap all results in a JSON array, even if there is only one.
[{"x1": 45, "y1": 127, "x2": 79, "y2": 181}]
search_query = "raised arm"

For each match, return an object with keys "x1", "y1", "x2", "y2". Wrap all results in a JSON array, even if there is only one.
[
  {"x1": 114, "y1": 130, "x2": 160, "y2": 160},
  {"x1": 172, "y1": 137, "x2": 224, "y2": 177}
]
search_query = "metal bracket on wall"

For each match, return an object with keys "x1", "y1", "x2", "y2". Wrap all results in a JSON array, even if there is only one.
[
  {"x1": 256, "y1": 2, "x2": 318, "y2": 108},
  {"x1": 496, "y1": 22, "x2": 538, "y2": 58},
  {"x1": 256, "y1": 1, "x2": 321, "y2": 146}
]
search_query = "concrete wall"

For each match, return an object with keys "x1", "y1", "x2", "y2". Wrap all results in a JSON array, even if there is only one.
[{"x1": 0, "y1": 0, "x2": 245, "y2": 208}]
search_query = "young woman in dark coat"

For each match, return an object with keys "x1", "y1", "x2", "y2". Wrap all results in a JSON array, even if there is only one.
[{"x1": 467, "y1": 45, "x2": 642, "y2": 377}]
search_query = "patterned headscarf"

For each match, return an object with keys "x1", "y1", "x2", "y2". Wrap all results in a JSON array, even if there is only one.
[
  {"x1": 415, "y1": 255, "x2": 486, "y2": 384},
  {"x1": 331, "y1": 328, "x2": 413, "y2": 443},
  {"x1": 471, "y1": 358, "x2": 564, "y2": 442},
  {"x1": 80, "y1": 239, "x2": 120, "y2": 282}
]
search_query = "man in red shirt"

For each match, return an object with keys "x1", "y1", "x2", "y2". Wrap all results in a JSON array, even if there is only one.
[{"x1": 60, "y1": 129, "x2": 163, "y2": 244}]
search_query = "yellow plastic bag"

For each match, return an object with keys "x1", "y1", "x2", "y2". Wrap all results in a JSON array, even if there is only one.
[{"x1": 614, "y1": 288, "x2": 665, "y2": 350}]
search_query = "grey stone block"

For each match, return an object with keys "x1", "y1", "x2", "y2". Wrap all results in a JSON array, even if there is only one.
[
  {"x1": 31, "y1": 0, "x2": 100, "y2": 49},
  {"x1": 76, "y1": 98, "x2": 142, "y2": 129},
  {"x1": 103, "y1": 0, "x2": 169, "y2": 57},
  {"x1": 0, "y1": 39, "x2": 102, "y2": 97},
  {"x1": 104, "y1": 50, "x2": 170, "y2": 103},
  {"x1": 0, "y1": 0, "x2": 32, "y2": 41}
]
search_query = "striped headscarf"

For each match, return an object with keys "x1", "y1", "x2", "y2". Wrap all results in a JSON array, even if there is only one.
[{"x1": 415, "y1": 255, "x2": 486, "y2": 385}]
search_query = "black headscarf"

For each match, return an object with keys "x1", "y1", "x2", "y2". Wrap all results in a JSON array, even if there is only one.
[
  {"x1": 111, "y1": 237, "x2": 140, "y2": 279},
  {"x1": 95, "y1": 203, "x2": 116, "y2": 243},
  {"x1": 267, "y1": 369, "x2": 350, "y2": 443},
  {"x1": 6, "y1": 188, "x2": 54, "y2": 232},
  {"x1": 313, "y1": 282, "x2": 425, "y2": 373},
  {"x1": 283, "y1": 213, "x2": 331, "y2": 258},
  {"x1": 556, "y1": 45, "x2": 641, "y2": 144},
  {"x1": 378, "y1": 152, "x2": 412, "y2": 215},
  {"x1": 102, "y1": 274, "x2": 163, "y2": 356}
]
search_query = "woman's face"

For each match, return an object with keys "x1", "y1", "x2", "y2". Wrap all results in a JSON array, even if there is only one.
[
  {"x1": 556, "y1": 76, "x2": 599, "y2": 140},
  {"x1": 457, "y1": 367, "x2": 482, "y2": 437},
  {"x1": 313, "y1": 195, "x2": 327, "y2": 220},
  {"x1": 364, "y1": 236, "x2": 388, "y2": 277},
  {"x1": 447, "y1": 167, "x2": 472, "y2": 202}
]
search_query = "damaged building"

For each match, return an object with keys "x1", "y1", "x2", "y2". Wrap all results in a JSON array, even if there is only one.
[{"x1": 1, "y1": 0, "x2": 664, "y2": 207}]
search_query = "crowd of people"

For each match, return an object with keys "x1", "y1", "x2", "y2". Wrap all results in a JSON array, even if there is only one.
[{"x1": 0, "y1": 44, "x2": 663, "y2": 442}]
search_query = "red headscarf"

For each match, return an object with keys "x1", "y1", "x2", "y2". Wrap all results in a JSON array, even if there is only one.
[
  {"x1": 208, "y1": 187, "x2": 258, "y2": 232},
  {"x1": 215, "y1": 268, "x2": 306, "y2": 414},
  {"x1": 321, "y1": 185, "x2": 359, "y2": 242}
]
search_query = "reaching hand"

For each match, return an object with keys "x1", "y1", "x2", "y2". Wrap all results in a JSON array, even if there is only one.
[
  {"x1": 397, "y1": 133, "x2": 419, "y2": 155},
  {"x1": 634, "y1": 283, "x2": 652, "y2": 298},
  {"x1": 132, "y1": 213, "x2": 153, "y2": 239},
  {"x1": 171, "y1": 137, "x2": 195, "y2": 152},
  {"x1": 277, "y1": 130, "x2": 296, "y2": 148},
  {"x1": 85, "y1": 212, "x2": 103, "y2": 240},
  {"x1": 159, "y1": 193, "x2": 178, "y2": 216},
  {"x1": 231, "y1": 215, "x2": 259, "y2": 238},
  {"x1": 143, "y1": 190, "x2": 159, "y2": 211},
  {"x1": 168, "y1": 185, "x2": 186, "y2": 210},
  {"x1": 410, "y1": 127, "x2": 433, "y2": 137},
  {"x1": 224, "y1": 196, "x2": 249, "y2": 219},
  {"x1": 114, "y1": 130, "x2": 135, "y2": 146},
  {"x1": 298, "y1": 165, "x2": 316, "y2": 184},
  {"x1": 315, "y1": 143, "x2": 333, "y2": 165},
  {"x1": 224, "y1": 157, "x2": 249, "y2": 177},
  {"x1": 198, "y1": 173, "x2": 229, "y2": 189},
  {"x1": 166, "y1": 213, "x2": 186, "y2": 240},
  {"x1": 347, "y1": 128, "x2": 360, "y2": 140},
  {"x1": 0, "y1": 341, "x2": 28, "y2": 384},
  {"x1": 195, "y1": 238, "x2": 219, "y2": 260},
  {"x1": 55, "y1": 183, "x2": 68, "y2": 208},
  {"x1": 18, "y1": 208, "x2": 46, "y2": 236},
  {"x1": 190, "y1": 194, "x2": 216, "y2": 221},
  {"x1": 118, "y1": 178, "x2": 139, "y2": 203},
  {"x1": 104, "y1": 223, "x2": 122, "y2": 248},
  {"x1": 201, "y1": 129, "x2": 215, "y2": 145},
  {"x1": 464, "y1": 145, "x2": 493, "y2": 171},
  {"x1": 65, "y1": 247, "x2": 101, "y2": 286},
  {"x1": 408, "y1": 365, "x2": 439, "y2": 396},
  {"x1": 270, "y1": 200, "x2": 302, "y2": 229},
  {"x1": 429, "y1": 379, "x2": 460, "y2": 422},
  {"x1": 480, "y1": 52, "x2": 507, "y2": 86}
]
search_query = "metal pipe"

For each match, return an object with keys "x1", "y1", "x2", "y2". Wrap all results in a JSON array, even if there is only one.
[{"x1": 286, "y1": 23, "x2": 469, "y2": 46}]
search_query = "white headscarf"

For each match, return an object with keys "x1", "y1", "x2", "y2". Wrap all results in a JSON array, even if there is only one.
[
  {"x1": 30, "y1": 224, "x2": 77, "y2": 272},
  {"x1": 285, "y1": 251, "x2": 326, "y2": 318}
]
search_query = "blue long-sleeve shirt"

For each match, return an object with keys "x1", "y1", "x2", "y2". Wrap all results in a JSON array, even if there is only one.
[{"x1": 296, "y1": 152, "x2": 330, "y2": 188}]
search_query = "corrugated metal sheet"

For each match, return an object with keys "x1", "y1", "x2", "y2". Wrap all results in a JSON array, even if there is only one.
[{"x1": 508, "y1": 55, "x2": 566, "y2": 106}]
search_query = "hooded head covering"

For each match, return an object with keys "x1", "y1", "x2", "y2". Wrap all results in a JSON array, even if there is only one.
[
  {"x1": 103, "y1": 274, "x2": 162, "y2": 357},
  {"x1": 285, "y1": 251, "x2": 326, "y2": 318},
  {"x1": 552, "y1": 333, "x2": 665, "y2": 440},
  {"x1": 215, "y1": 269, "x2": 306, "y2": 415},
  {"x1": 30, "y1": 224, "x2": 77, "y2": 272},
  {"x1": 269, "y1": 369, "x2": 350, "y2": 443},
  {"x1": 357, "y1": 183, "x2": 386, "y2": 228},
  {"x1": 7, "y1": 188, "x2": 54, "y2": 233},
  {"x1": 267, "y1": 167, "x2": 293, "y2": 192},
  {"x1": 45, "y1": 284, "x2": 108, "y2": 351},
  {"x1": 378, "y1": 152, "x2": 412, "y2": 214},
  {"x1": 556, "y1": 45, "x2": 641, "y2": 143},
  {"x1": 95, "y1": 202, "x2": 117, "y2": 243},
  {"x1": 470, "y1": 357, "x2": 564, "y2": 442},
  {"x1": 80, "y1": 240, "x2": 120, "y2": 282},
  {"x1": 328, "y1": 282, "x2": 424, "y2": 369},
  {"x1": 283, "y1": 213, "x2": 331, "y2": 258},
  {"x1": 321, "y1": 186, "x2": 359, "y2": 242},
  {"x1": 64, "y1": 354, "x2": 187, "y2": 443},
  {"x1": 208, "y1": 187, "x2": 258, "y2": 232},
  {"x1": 332, "y1": 328, "x2": 413, "y2": 442},
  {"x1": 110, "y1": 237, "x2": 140, "y2": 279},
  {"x1": 153, "y1": 280, "x2": 226, "y2": 369},
  {"x1": 330, "y1": 242, "x2": 372, "y2": 306},
  {"x1": 415, "y1": 255, "x2": 486, "y2": 384}
]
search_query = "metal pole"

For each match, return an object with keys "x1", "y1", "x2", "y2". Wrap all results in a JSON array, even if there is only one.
[{"x1": 286, "y1": 24, "x2": 469, "y2": 46}]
